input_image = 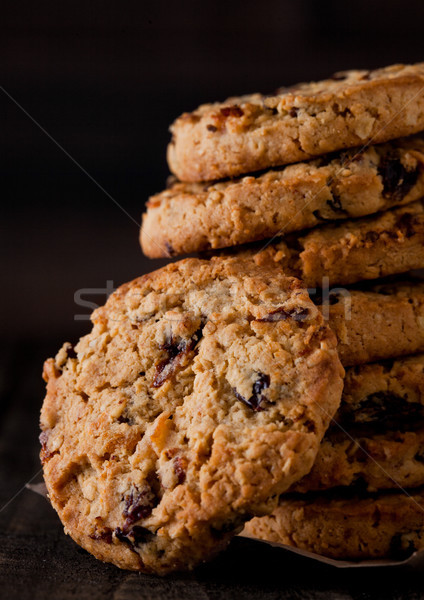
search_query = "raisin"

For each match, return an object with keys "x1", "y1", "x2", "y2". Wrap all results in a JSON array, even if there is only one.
[
  {"x1": 310, "y1": 291, "x2": 340, "y2": 306},
  {"x1": 123, "y1": 485, "x2": 155, "y2": 527},
  {"x1": 117, "y1": 415, "x2": 131, "y2": 424},
  {"x1": 364, "y1": 231, "x2": 380, "y2": 243},
  {"x1": 395, "y1": 212, "x2": 417, "y2": 238},
  {"x1": 257, "y1": 307, "x2": 309, "y2": 322},
  {"x1": 234, "y1": 373, "x2": 270, "y2": 412},
  {"x1": 333, "y1": 392, "x2": 424, "y2": 433},
  {"x1": 326, "y1": 194, "x2": 346, "y2": 214},
  {"x1": 90, "y1": 527, "x2": 113, "y2": 544},
  {"x1": 378, "y1": 153, "x2": 419, "y2": 200},
  {"x1": 220, "y1": 105, "x2": 244, "y2": 118},
  {"x1": 165, "y1": 242, "x2": 175, "y2": 257},
  {"x1": 39, "y1": 430, "x2": 58, "y2": 463},
  {"x1": 207, "y1": 124, "x2": 217, "y2": 132},
  {"x1": 389, "y1": 533, "x2": 416, "y2": 559},
  {"x1": 174, "y1": 456, "x2": 187, "y2": 485},
  {"x1": 289, "y1": 107, "x2": 298, "y2": 117},
  {"x1": 114, "y1": 525, "x2": 155, "y2": 547},
  {"x1": 153, "y1": 328, "x2": 203, "y2": 388}
]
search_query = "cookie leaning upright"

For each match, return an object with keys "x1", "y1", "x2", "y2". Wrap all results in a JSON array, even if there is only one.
[
  {"x1": 40, "y1": 255, "x2": 343, "y2": 574},
  {"x1": 167, "y1": 63, "x2": 424, "y2": 182}
]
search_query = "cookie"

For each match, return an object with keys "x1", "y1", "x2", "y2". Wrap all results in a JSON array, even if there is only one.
[
  {"x1": 243, "y1": 490, "x2": 424, "y2": 560},
  {"x1": 292, "y1": 354, "x2": 424, "y2": 493},
  {"x1": 256, "y1": 200, "x2": 424, "y2": 288},
  {"x1": 316, "y1": 281, "x2": 424, "y2": 367},
  {"x1": 142, "y1": 135, "x2": 424, "y2": 257},
  {"x1": 167, "y1": 63, "x2": 424, "y2": 182},
  {"x1": 40, "y1": 256, "x2": 343, "y2": 574}
]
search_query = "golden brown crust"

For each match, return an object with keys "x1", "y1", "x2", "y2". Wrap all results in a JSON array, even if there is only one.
[
  {"x1": 244, "y1": 490, "x2": 424, "y2": 560},
  {"x1": 295, "y1": 201, "x2": 424, "y2": 287},
  {"x1": 142, "y1": 136, "x2": 424, "y2": 257},
  {"x1": 40, "y1": 255, "x2": 343, "y2": 574},
  {"x1": 323, "y1": 282, "x2": 424, "y2": 367},
  {"x1": 241, "y1": 200, "x2": 424, "y2": 289},
  {"x1": 291, "y1": 354, "x2": 424, "y2": 493},
  {"x1": 168, "y1": 63, "x2": 424, "y2": 181}
]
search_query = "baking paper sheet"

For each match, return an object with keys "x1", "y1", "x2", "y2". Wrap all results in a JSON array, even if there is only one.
[{"x1": 26, "y1": 482, "x2": 424, "y2": 569}]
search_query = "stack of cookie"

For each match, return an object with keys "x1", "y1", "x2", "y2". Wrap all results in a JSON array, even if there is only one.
[
  {"x1": 40, "y1": 63, "x2": 424, "y2": 576},
  {"x1": 141, "y1": 63, "x2": 424, "y2": 561}
]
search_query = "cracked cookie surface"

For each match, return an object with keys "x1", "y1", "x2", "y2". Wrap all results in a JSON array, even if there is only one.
[
  {"x1": 142, "y1": 135, "x2": 424, "y2": 257},
  {"x1": 167, "y1": 63, "x2": 424, "y2": 182},
  {"x1": 40, "y1": 256, "x2": 343, "y2": 574}
]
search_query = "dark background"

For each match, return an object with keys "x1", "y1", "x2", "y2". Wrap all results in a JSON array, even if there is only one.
[{"x1": 2, "y1": 2, "x2": 424, "y2": 597}]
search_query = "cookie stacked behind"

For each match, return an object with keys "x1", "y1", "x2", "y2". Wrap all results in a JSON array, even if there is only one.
[
  {"x1": 41, "y1": 63, "x2": 424, "y2": 574},
  {"x1": 244, "y1": 354, "x2": 424, "y2": 560},
  {"x1": 139, "y1": 62, "x2": 424, "y2": 561}
]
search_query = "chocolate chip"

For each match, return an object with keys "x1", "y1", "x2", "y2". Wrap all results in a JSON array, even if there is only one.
[
  {"x1": 153, "y1": 328, "x2": 203, "y2": 388},
  {"x1": 234, "y1": 372, "x2": 270, "y2": 412},
  {"x1": 257, "y1": 307, "x2": 309, "y2": 322},
  {"x1": 220, "y1": 105, "x2": 244, "y2": 118},
  {"x1": 378, "y1": 153, "x2": 420, "y2": 200},
  {"x1": 207, "y1": 124, "x2": 217, "y2": 132}
]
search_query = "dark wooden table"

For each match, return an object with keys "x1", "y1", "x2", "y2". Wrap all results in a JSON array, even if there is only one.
[{"x1": 1, "y1": 341, "x2": 424, "y2": 600}]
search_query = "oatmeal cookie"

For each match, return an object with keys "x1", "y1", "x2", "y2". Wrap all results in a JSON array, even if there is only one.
[
  {"x1": 168, "y1": 63, "x2": 424, "y2": 181},
  {"x1": 142, "y1": 135, "x2": 424, "y2": 257},
  {"x1": 40, "y1": 256, "x2": 343, "y2": 574}
]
